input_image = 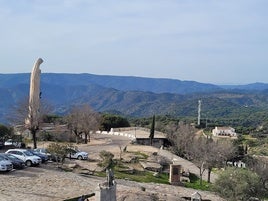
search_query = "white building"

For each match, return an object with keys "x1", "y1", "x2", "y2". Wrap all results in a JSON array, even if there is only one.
[{"x1": 212, "y1": 126, "x2": 237, "y2": 137}]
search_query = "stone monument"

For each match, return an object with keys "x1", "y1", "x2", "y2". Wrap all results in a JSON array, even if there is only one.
[
  {"x1": 95, "y1": 169, "x2": 116, "y2": 201},
  {"x1": 25, "y1": 58, "x2": 43, "y2": 149},
  {"x1": 169, "y1": 164, "x2": 182, "y2": 185}
]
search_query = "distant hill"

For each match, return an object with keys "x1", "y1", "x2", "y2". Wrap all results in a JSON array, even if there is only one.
[
  {"x1": 0, "y1": 73, "x2": 222, "y2": 94},
  {"x1": 0, "y1": 73, "x2": 268, "y2": 124}
]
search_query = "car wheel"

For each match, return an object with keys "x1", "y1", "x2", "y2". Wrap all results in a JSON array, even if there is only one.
[
  {"x1": 78, "y1": 155, "x2": 83, "y2": 160},
  {"x1": 26, "y1": 160, "x2": 32, "y2": 167}
]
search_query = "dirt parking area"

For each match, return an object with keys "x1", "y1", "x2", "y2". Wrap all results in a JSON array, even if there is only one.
[{"x1": 0, "y1": 134, "x2": 226, "y2": 201}]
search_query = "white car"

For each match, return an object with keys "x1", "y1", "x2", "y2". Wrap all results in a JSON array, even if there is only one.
[
  {"x1": 66, "y1": 148, "x2": 88, "y2": 160},
  {"x1": 0, "y1": 156, "x2": 13, "y2": 172},
  {"x1": 5, "y1": 149, "x2": 42, "y2": 166},
  {"x1": 4, "y1": 139, "x2": 20, "y2": 147}
]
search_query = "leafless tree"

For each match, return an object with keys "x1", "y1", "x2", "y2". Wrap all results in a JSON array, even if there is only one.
[
  {"x1": 167, "y1": 121, "x2": 235, "y2": 185},
  {"x1": 166, "y1": 121, "x2": 197, "y2": 159},
  {"x1": 189, "y1": 136, "x2": 235, "y2": 184},
  {"x1": 65, "y1": 104, "x2": 101, "y2": 144},
  {"x1": 79, "y1": 105, "x2": 101, "y2": 143},
  {"x1": 207, "y1": 139, "x2": 235, "y2": 182},
  {"x1": 7, "y1": 97, "x2": 53, "y2": 148}
]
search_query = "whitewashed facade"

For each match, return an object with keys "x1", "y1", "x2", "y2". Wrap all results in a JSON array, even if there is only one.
[{"x1": 212, "y1": 126, "x2": 237, "y2": 137}]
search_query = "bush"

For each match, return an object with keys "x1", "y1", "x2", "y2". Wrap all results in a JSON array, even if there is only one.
[
  {"x1": 47, "y1": 142, "x2": 74, "y2": 166},
  {"x1": 212, "y1": 167, "x2": 264, "y2": 201},
  {"x1": 98, "y1": 150, "x2": 114, "y2": 170}
]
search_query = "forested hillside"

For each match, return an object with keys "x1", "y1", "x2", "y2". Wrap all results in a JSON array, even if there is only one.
[{"x1": 0, "y1": 73, "x2": 268, "y2": 129}]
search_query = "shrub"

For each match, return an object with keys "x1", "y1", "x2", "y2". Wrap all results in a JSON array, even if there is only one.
[{"x1": 98, "y1": 150, "x2": 114, "y2": 170}]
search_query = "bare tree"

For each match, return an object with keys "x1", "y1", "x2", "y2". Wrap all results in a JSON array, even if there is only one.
[
  {"x1": 79, "y1": 105, "x2": 101, "y2": 143},
  {"x1": 66, "y1": 104, "x2": 101, "y2": 144},
  {"x1": 166, "y1": 121, "x2": 197, "y2": 159},
  {"x1": 189, "y1": 136, "x2": 235, "y2": 184},
  {"x1": 167, "y1": 121, "x2": 235, "y2": 185},
  {"x1": 7, "y1": 97, "x2": 53, "y2": 148},
  {"x1": 65, "y1": 107, "x2": 83, "y2": 144},
  {"x1": 206, "y1": 139, "x2": 235, "y2": 183},
  {"x1": 7, "y1": 97, "x2": 29, "y2": 126},
  {"x1": 189, "y1": 137, "x2": 210, "y2": 185}
]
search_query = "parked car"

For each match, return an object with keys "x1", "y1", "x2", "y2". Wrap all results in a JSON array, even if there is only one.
[
  {"x1": 66, "y1": 148, "x2": 88, "y2": 160},
  {"x1": 34, "y1": 148, "x2": 52, "y2": 159},
  {"x1": 0, "y1": 155, "x2": 13, "y2": 172},
  {"x1": 0, "y1": 153, "x2": 25, "y2": 169},
  {"x1": 0, "y1": 141, "x2": 4, "y2": 149},
  {"x1": 26, "y1": 149, "x2": 48, "y2": 163},
  {"x1": 34, "y1": 148, "x2": 60, "y2": 162},
  {"x1": 4, "y1": 139, "x2": 21, "y2": 147},
  {"x1": 5, "y1": 149, "x2": 41, "y2": 167}
]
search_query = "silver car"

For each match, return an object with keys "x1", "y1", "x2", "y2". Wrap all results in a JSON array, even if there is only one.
[
  {"x1": 0, "y1": 155, "x2": 13, "y2": 172},
  {"x1": 6, "y1": 149, "x2": 41, "y2": 167},
  {"x1": 66, "y1": 148, "x2": 88, "y2": 160}
]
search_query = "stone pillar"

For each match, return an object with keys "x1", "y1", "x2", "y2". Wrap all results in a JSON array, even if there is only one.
[
  {"x1": 95, "y1": 182, "x2": 116, "y2": 201},
  {"x1": 95, "y1": 169, "x2": 116, "y2": 201},
  {"x1": 191, "y1": 191, "x2": 202, "y2": 201},
  {"x1": 169, "y1": 164, "x2": 181, "y2": 185}
]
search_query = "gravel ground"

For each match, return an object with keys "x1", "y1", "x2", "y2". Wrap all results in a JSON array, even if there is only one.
[
  {"x1": 0, "y1": 163, "x2": 225, "y2": 201},
  {"x1": 0, "y1": 133, "x2": 225, "y2": 201}
]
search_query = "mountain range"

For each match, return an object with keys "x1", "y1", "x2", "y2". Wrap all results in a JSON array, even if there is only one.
[{"x1": 1, "y1": 73, "x2": 268, "y2": 124}]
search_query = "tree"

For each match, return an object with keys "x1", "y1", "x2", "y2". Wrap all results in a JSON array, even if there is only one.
[
  {"x1": 98, "y1": 150, "x2": 114, "y2": 170},
  {"x1": 66, "y1": 104, "x2": 101, "y2": 144},
  {"x1": 149, "y1": 115, "x2": 155, "y2": 145},
  {"x1": 79, "y1": 105, "x2": 101, "y2": 143},
  {"x1": 166, "y1": 121, "x2": 196, "y2": 159},
  {"x1": 189, "y1": 137, "x2": 210, "y2": 185},
  {"x1": 100, "y1": 114, "x2": 130, "y2": 131},
  {"x1": 7, "y1": 97, "x2": 53, "y2": 148},
  {"x1": 0, "y1": 124, "x2": 13, "y2": 142},
  {"x1": 65, "y1": 106, "x2": 83, "y2": 144},
  {"x1": 47, "y1": 142, "x2": 74, "y2": 166},
  {"x1": 213, "y1": 167, "x2": 264, "y2": 201},
  {"x1": 245, "y1": 156, "x2": 268, "y2": 196},
  {"x1": 188, "y1": 136, "x2": 235, "y2": 185}
]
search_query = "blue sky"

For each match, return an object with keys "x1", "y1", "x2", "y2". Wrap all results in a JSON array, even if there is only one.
[{"x1": 0, "y1": 0, "x2": 267, "y2": 84}]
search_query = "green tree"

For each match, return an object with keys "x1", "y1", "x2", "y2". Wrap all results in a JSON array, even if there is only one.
[
  {"x1": 213, "y1": 167, "x2": 264, "y2": 201},
  {"x1": 100, "y1": 114, "x2": 130, "y2": 131},
  {"x1": 98, "y1": 150, "x2": 114, "y2": 170},
  {"x1": 149, "y1": 115, "x2": 155, "y2": 145},
  {"x1": 0, "y1": 124, "x2": 13, "y2": 142},
  {"x1": 47, "y1": 142, "x2": 74, "y2": 166}
]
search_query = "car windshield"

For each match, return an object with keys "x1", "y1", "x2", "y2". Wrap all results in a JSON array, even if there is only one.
[{"x1": 23, "y1": 151, "x2": 34, "y2": 156}]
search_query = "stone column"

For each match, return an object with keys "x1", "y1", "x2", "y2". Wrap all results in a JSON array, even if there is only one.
[
  {"x1": 25, "y1": 58, "x2": 43, "y2": 149},
  {"x1": 95, "y1": 182, "x2": 116, "y2": 201}
]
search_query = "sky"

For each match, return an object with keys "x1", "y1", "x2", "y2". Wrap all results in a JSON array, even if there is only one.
[{"x1": 0, "y1": 0, "x2": 268, "y2": 84}]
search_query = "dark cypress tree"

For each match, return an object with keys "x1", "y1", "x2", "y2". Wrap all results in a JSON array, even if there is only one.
[{"x1": 149, "y1": 115, "x2": 155, "y2": 145}]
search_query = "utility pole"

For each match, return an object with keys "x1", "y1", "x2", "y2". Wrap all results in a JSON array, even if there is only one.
[{"x1": 198, "y1": 100, "x2": 201, "y2": 126}]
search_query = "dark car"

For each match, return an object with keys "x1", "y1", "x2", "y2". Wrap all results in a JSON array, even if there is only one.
[
  {"x1": 34, "y1": 148, "x2": 52, "y2": 160},
  {"x1": 27, "y1": 149, "x2": 48, "y2": 163},
  {"x1": 0, "y1": 153, "x2": 25, "y2": 169}
]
